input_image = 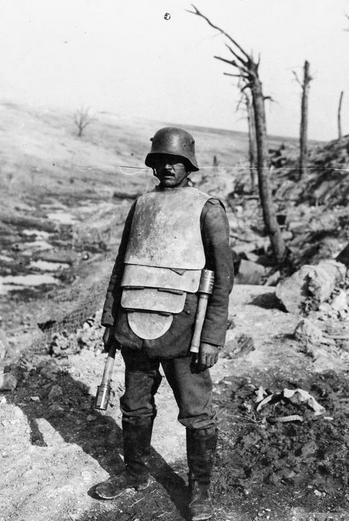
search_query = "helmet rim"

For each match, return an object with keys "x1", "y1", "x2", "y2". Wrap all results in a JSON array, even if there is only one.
[{"x1": 145, "y1": 127, "x2": 199, "y2": 172}]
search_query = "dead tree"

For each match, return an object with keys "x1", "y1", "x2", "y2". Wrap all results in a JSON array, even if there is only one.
[
  {"x1": 293, "y1": 61, "x2": 313, "y2": 178},
  {"x1": 74, "y1": 106, "x2": 93, "y2": 138},
  {"x1": 338, "y1": 91, "x2": 344, "y2": 141},
  {"x1": 299, "y1": 61, "x2": 312, "y2": 178},
  {"x1": 237, "y1": 92, "x2": 257, "y2": 192},
  {"x1": 188, "y1": 5, "x2": 286, "y2": 262},
  {"x1": 245, "y1": 93, "x2": 257, "y2": 193}
]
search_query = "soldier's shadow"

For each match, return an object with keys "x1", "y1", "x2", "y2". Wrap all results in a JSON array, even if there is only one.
[{"x1": 9, "y1": 366, "x2": 190, "y2": 520}]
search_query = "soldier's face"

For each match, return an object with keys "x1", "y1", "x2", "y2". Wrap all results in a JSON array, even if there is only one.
[{"x1": 153, "y1": 155, "x2": 189, "y2": 188}]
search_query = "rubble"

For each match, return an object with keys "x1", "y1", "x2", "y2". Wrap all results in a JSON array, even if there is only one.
[
  {"x1": 282, "y1": 389, "x2": 325, "y2": 416},
  {"x1": 0, "y1": 330, "x2": 16, "y2": 390},
  {"x1": 330, "y1": 289, "x2": 348, "y2": 314},
  {"x1": 275, "y1": 260, "x2": 346, "y2": 314},
  {"x1": 235, "y1": 259, "x2": 267, "y2": 285},
  {"x1": 213, "y1": 370, "x2": 349, "y2": 505},
  {"x1": 255, "y1": 386, "x2": 325, "y2": 420},
  {"x1": 294, "y1": 318, "x2": 325, "y2": 355},
  {"x1": 0, "y1": 329, "x2": 8, "y2": 361},
  {"x1": 48, "y1": 384, "x2": 64, "y2": 402},
  {"x1": 0, "y1": 372, "x2": 17, "y2": 391},
  {"x1": 38, "y1": 359, "x2": 62, "y2": 380},
  {"x1": 223, "y1": 332, "x2": 255, "y2": 359},
  {"x1": 47, "y1": 313, "x2": 104, "y2": 357}
]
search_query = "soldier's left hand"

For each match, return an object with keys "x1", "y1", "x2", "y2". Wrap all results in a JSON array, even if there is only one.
[
  {"x1": 103, "y1": 326, "x2": 115, "y2": 352},
  {"x1": 192, "y1": 342, "x2": 219, "y2": 371}
]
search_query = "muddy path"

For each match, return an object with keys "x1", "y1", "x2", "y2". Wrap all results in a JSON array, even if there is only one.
[{"x1": 2, "y1": 285, "x2": 349, "y2": 521}]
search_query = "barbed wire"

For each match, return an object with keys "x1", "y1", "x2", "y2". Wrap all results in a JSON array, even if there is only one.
[
  {"x1": 75, "y1": 165, "x2": 148, "y2": 176},
  {"x1": 75, "y1": 163, "x2": 349, "y2": 173}
]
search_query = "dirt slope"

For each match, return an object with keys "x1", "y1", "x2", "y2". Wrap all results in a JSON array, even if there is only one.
[
  {"x1": 2, "y1": 285, "x2": 349, "y2": 521},
  {"x1": 2, "y1": 102, "x2": 349, "y2": 521}
]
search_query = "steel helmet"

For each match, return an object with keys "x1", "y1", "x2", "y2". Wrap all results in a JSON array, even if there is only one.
[{"x1": 145, "y1": 127, "x2": 199, "y2": 171}]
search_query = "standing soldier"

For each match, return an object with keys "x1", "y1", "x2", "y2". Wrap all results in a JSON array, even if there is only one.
[{"x1": 95, "y1": 127, "x2": 234, "y2": 520}]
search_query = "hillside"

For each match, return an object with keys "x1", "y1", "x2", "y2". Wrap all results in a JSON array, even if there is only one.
[
  {"x1": 2, "y1": 102, "x2": 349, "y2": 521},
  {"x1": 0, "y1": 101, "x2": 304, "y2": 343}
]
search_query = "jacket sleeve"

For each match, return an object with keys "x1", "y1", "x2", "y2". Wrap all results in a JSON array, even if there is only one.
[
  {"x1": 101, "y1": 202, "x2": 136, "y2": 327},
  {"x1": 200, "y1": 199, "x2": 234, "y2": 346}
]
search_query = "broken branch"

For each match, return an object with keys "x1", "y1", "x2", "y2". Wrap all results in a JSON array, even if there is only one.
[{"x1": 187, "y1": 4, "x2": 250, "y2": 61}]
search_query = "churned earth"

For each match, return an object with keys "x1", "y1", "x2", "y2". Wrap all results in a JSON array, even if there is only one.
[
  {"x1": 2, "y1": 284, "x2": 349, "y2": 521},
  {"x1": 1, "y1": 103, "x2": 349, "y2": 521}
]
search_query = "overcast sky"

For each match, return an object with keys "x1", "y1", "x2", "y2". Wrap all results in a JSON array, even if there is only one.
[{"x1": 1, "y1": 0, "x2": 348, "y2": 141}]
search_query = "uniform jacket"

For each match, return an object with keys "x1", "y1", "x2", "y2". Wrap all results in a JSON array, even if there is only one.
[{"x1": 101, "y1": 185, "x2": 234, "y2": 359}]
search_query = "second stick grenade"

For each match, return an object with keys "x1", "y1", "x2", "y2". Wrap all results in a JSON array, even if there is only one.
[
  {"x1": 94, "y1": 342, "x2": 117, "y2": 411},
  {"x1": 190, "y1": 269, "x2": 215, "y2": 354}
]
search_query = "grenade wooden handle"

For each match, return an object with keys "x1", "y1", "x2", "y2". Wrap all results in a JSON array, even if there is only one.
[
  {"x1": 94, "y1": 343, "x2": 117, "y2": 411},
  {"x1": 190, "y1": 270, "x2": 215, "y2": 354}
]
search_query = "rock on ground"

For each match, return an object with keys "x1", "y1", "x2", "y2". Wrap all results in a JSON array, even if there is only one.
[{"x1": 275, "y1": 260, "x2": 346, "y2": 314}]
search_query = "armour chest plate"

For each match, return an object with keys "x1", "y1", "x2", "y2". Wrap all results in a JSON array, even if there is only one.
[{"x1": 124, "y1": 187, "x2": 210, "y2": 270}]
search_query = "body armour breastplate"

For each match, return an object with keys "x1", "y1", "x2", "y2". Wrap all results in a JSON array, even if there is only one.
[
  {"x1": 124, "y1": 186, "x2": 210, "y2": 270},
  {"x1": 121, "y1": 187, "x2": 212, "y2": 341}
]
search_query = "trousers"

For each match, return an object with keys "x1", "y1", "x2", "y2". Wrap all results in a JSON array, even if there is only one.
[{"x1": 120, "y1": 347, "x2": 217, "y2": 433}]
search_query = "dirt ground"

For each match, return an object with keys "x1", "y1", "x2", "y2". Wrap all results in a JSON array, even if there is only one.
[
  {"x1": 2, "y1": 284, "x2": 349, "y2": 521},
  {"x1": 1, "y1": 104, "x2": 349, "y2": 521}
]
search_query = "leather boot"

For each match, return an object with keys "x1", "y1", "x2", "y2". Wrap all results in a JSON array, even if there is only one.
[
  {"x1": 95, "y1": 418, "x2": 153, "y2": 500},
  {"x1": 187, "y1": 429, "x2": 218, "y2": 521}
]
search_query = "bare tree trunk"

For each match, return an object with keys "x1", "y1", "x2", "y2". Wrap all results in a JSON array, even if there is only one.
[
  {"x1": 299, "y1": 60, "x2": 311, "y2": 178},
  {"x1": 188, "y1": 5, "x2": 286, "y2": 262},
  {"x1": 338, "y1": 91, "x2": 344, "y2": 141},
  {"x1": 245, "y1": 93, "x2": 257, "y2": 193},
  {"x1": 251, "y1": 74, "x2": 286, "y2": 261}
]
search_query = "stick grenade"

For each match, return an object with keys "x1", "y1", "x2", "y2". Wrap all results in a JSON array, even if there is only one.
[
  {"x1": 190, "y1": 269, "x2": 215, "y2": 354},
  {"x1": 94, "y1": 343, "x2": 117, "y2": 411}
]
